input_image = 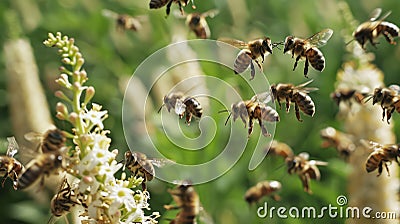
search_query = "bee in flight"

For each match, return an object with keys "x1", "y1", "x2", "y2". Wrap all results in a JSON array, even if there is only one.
[
  {"x1": 48, "y1": 178, "x2": 80, "y2": 224},
  {"x1": 17, "y1": 128, "x2": 67, "y2": 190},
  {"x1": 270, "y1": 80, "x2": 318, "y2": 122},
  {"x1": 244, "y1": 180, "x2": 282, "y2": 204},
  {"x1": 223, "y1": 92, "x2": 280, "y2": 137},
  {"x1": 175, "y1": 9, "x2": 219, "y2": 39},
  {"x1": 361, "y1": 140, "x2": 400, "y2": 177},
  {"x1": 286, "y1": 152, "x2": 327, "y2": 194},
  {"x1": 149, "y1": 0, "x2": 196, "y2": 17},
  {"x1": 0, "y1": 137, "x2": 24, "y2": 190},
  {"x1": 267, "y1": 140, "x2": 294, "y2": 159},
  {"x1": 320, "y1": 127, "x2": 356, "y2": 161},
  {"x1": 218, "y1": 37, "x2": 275, "y2": 80},
  {"x1": 351, "y1": 8, "x2": 399, "y2": 49},
  {"x1": 158, "y1": 91, "x2": 203, "y2": 126},
  {"x1": 331, "y1": 88, "x2": 369, "y2": 108},
  {"x1": 164, "y1": 181, "x2": 213, "y2": 224},
  {"x1": 283, "y1": 28, "x2": 333, "y2": 77},
  {"x1": 366, "y1": 84, "x2": 400, "y2": 124},
  {"x1": 102, "y1": 9, "x2": 143, "y2": 32},
  {"x1": 124, "y1": 151, "x2": 170, "y2": 190}
]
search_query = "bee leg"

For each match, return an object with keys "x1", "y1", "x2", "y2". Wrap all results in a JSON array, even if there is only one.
[
  {"x1": 295, "y1": 103, "x2": 303, "y2": 122},
  {"x1": 293, "y1": 55, "x2": 301, "y2": 71},
  {"x1": 1, "y1": 173, "x2": 8, "y2": 187},
  {"x1": 377, "y1": 162, "x2": 383, "y2": 177},
  {"x1": 260, "y1": 50, "x2": 265, "y2": 63},
  {"x1": 248, "y1": 119, "x2": 254, "y2": 137},
  {"x1": 300, "y1": 174, "x2": 311, "y2": 194},
  {"x1": 285, "y1": 98, "x2": 290, "y2": 113},
  {"x1": 260, "y1": 123, "x2": 270, "y2": 137},
  {"x1": 164, "y1": 204, "x2": 180, "y2": 210},
  {"x1": 381, "y1": 108, "x2": 386, "y2": 122},
  {"x1": 177, "y1": 0, "x2": 184, "y2": 15},
  {"x1": 165, "y1": 0, "x2": 173, "y2": 17},
  {"x1": 304, "y1": 58, "x2": 309, "y2": 78},
  {"x1": 384, "y1": 162, "x2": 390, "y2": 177},
  {"x1": 250, "y1": 61, "x2": 255, "y2": 80},
  {"x1": 186, "y1": 112, "x2": 192, "y2": 126}
]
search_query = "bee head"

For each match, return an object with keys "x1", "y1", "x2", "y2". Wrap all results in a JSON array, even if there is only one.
[
  {"x1": 285, "y1": 157, "x2": 297, "y2": 173},
  {"x1": 283, "y1": 36, "x2": 295, "y2": 54},
  {"x1": 270, "y1": 85, "x2": 277, "y2": 101},
  {"x1": 330, "y1": 92, "x2": 341, "y2": 105},
  {"x1": 353, "y1": 31, "x2": 366, "y2": 49},
  {"x1": 189, "y1": 14, "x2": 201, "y2": 25},
  {"x1": 372, "y1": 87, "x2": 384, "y2": 104},
  {"x1": 262, "y1": 37, "x2": 273, "y2": 54}
]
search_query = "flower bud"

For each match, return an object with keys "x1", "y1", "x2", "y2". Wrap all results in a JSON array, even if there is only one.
[{"x1": 83, "y1": 86, "x2": 95, "y2": 105}]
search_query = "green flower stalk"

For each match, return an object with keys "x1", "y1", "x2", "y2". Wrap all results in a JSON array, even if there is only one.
[{"x1": 44, "y1": 32, "x2": 160, "y2": 223}]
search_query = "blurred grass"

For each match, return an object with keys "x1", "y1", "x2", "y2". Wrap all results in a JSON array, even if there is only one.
[{"x1": 0, "y1": 0, "x2": 399, "y2": 223}]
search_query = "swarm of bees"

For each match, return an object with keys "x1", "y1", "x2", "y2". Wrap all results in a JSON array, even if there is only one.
[
  {"x1": 124, "y1": 151, "x2": 170, "y2": 190},
  {"x1": 286, "y1": 152, "x2": 328, "y2": 194},
  {"x1": 351, "y1": 8, "x2": 399, "y2": 49},
  {"x1": 244, "y1": 180, "x2": 281, "y2": 204},
  {"x1": 361, "y1": 140, "x2": 400, "y2": 177},
  {"x1": 283, "y1": 29, "x2": 333, "y2": 78},
  {"x1": 270, "y1": 80, "x2": 317, "y2": 122},
  {"x1": 159, "y1": 91, "x2": 203, "y2": 126},
  {"x1": 224, "y1": 92, "x2": 279, "y2": 137},
  {"x1": 0, "y1": 137, "x2": 24, "y2": 190},
  {"x1": 320, "y1": 127, "x2": 356, "y2": 161},
  {"x1": 17, "y1": 128, "x2": 67, "y2": 190}
]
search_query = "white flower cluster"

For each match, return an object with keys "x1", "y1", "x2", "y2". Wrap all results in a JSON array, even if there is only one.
[{"x1": 44, "y1": 32, "x2": 160, "y2": 223}]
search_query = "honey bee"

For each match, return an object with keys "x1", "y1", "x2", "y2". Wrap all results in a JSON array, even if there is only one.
[
  {"x1": 48, "y1": 178, "x2": 80, "y2": 224},
  {"x1": 218, "y1": 37, "x2": 274, "y2": 80},
  {"x1": 0, "y1": 137, "x2": 24, "y2": 190},
  {"x1": 369, "y1": 85, "x2": 400, "y2": 124},
  {"x1": 225, "y1": 93, "x2": 280, "y2": 137},
  {"x1": 158, "y1": 92, "x2": 203, "y2": 126},
  {"x1": 102, "y1": 9, "x2": 142, "y2": 32},
  {"x1": 330, "y1": 89, "x2": 368, "y2": 107},
  {"x1": 352, "y1": 8, "x2": 399, "y2": 49},
  {"x1": 320, "y1": 127, "x2": 356, "y2": 161},
  {"x1": 267, "y1": 140, "x2": 294, "y2": 159},
  {"x1": 270, "y1": 80, "x2": 318, "y2": 122},
  {"x1": 286, "y1": 152, "x2": 327, "y2": 194},
  {"x1": 164, "y1": 181, "x2": 213, "y2": 224},
  {"x1": 244, "y1": 180, "x2": 282, "y2": 204},
  {"x1": 184, "y1": 9, "x2": 219, "y2": 39},
  {"x1": 361, "y1": 140, "x2": 400, "y2": 177},
  {"x1": 124, "y1": 151, "x2": 170, "y2": 190},
  {"x1": 17, "y1": 129, "x2": 67, "y2": 189},
  {"x1": 283, "y1": 29, "x2": 333, "y2": 77},
  {"x1": 149, "y1": 0, "x2": 195, "y2": 17}
]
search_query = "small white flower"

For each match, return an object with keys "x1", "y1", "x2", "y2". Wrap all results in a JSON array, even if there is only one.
[
  {"x1": 82, "y1": 104, "x2": 108, "y2": 129},
  {"x1": 107, "y1": 184, "x2": 137, "y2": 215}
]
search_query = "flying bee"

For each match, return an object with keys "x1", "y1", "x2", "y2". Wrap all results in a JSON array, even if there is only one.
[
  {"x1": 224, "y1": 92, "x2": 279, "y2": 137},
  {"x1": 158, "y1": 91, "x2": 203, "y2": 126},
  {"x1": 330, "y1": 88, "x2": 369, "y2": 107},
  {"x1": 270, "y1": 80, "x2": 318, "y2": 122},
  {"x1": 102, "y1": 9, "x2": 142, "y2": 32},
  {"x1": 0, "y1": 137, "x2": 24, "y2": 190},
  {"x1": 368, "y1": 85, "x2": 400, "y2": 124},
  {"x1": 124, "y1": 151, "x2": 171, "y2": 190},
  {"x1": 164, "y1": 181, "x2": 213, "y2": 224},
  {"x1": 149, "y1": 0, "x2": 196, "y2": 17},
  {"x1": 48, "y1": 178, "x2": 80, "y2": 224},
  {"x1": 17, "y1": 128, "x2": 67, "y2": 190},
  {"x1": 351, "y1": 8, "x2": 399, "y2": 49},
  {"x1": 283, "y1": 29, "x2": 333, "y2": 77},
  {"x1": 286, "y1": 152, "x2": 327, "y2": 194},
  {"x1": 175, "y1": 9, "x2": 219, "y2": 39},
  {"x1": 244, "y1": 180, "x2": 282, "y2": 204},
  {"x1": 320, "y1": 127, "x2": 356, "y2": 161},
  {"x1": 267, "y1": 140, "x2": 294, "y2": 159},
  {"x1": 361, "y1": 140, "x2": 400, "y2": 177},
  {"x1": 218, "y1": 37, "x2": 275, "y2": 80}
]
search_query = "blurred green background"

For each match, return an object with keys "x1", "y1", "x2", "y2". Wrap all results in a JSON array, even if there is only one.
[{"x1": 0, "y1": 0, "x2": 399, "y2": 223}]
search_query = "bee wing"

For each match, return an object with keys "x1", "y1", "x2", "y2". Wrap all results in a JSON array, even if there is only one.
[
  {"x1": 175, "y1": 99, "x2": 186, "y2": 115},
  {"x1": 251, "y1": 92, "x2": 272, "y2": 104},
  {"x1": 217, "y1": 38, "x2": 248, "y2": 49},
  {"x1": 102, "y1": 9, "x2": 119, "y2": 19},
  {"x1": 369, "y1": 8, "x2": 382, "y2": 21},
  {"x1": 199, "y1": 204, "x2": 214, "y2": 224},
  {"x1": 306, "y1": 28, "x2": 333, "y2": 48},
  {"x1": 173, "y1": 9, "x2": 187, "y2": 19},
  {"x1": 298, "y1": 152, "x2": 310, "y2": 160},
  {"x1": 309, "y1": 160, "x2": 328, "y2": 166},
  {"x1": 150, "y1": 158, "x2": 175, "y2": 168},
  {"x1": 202, "y1": 9, "x2": 219, "y2": 18},
  {"x1": 388, "y1": 85, "x2": 400, "y2": 95},
  {"x1": 295, "y1": 79, "x2": 317, "y2": 90},
  {"x1": 359, "y1": 139, "x2": 383, "y2": 150},
  {"x1": 6, "y1": 137, "x2": 19, "y2": 157}
]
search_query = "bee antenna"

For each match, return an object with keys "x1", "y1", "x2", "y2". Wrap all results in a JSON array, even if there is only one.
[
  {"x1": 362, "y1": 94, "x2": 373, "y2": 103},
  {"x1": 157, "y1": 104, "x2": 165, "y2": 113},
  {"x1": 224, "y1": 113, "x2": 232, "y2": 126},
  {"x1": 345, "y1": 39, "x2": 355, "y2": 46}
]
